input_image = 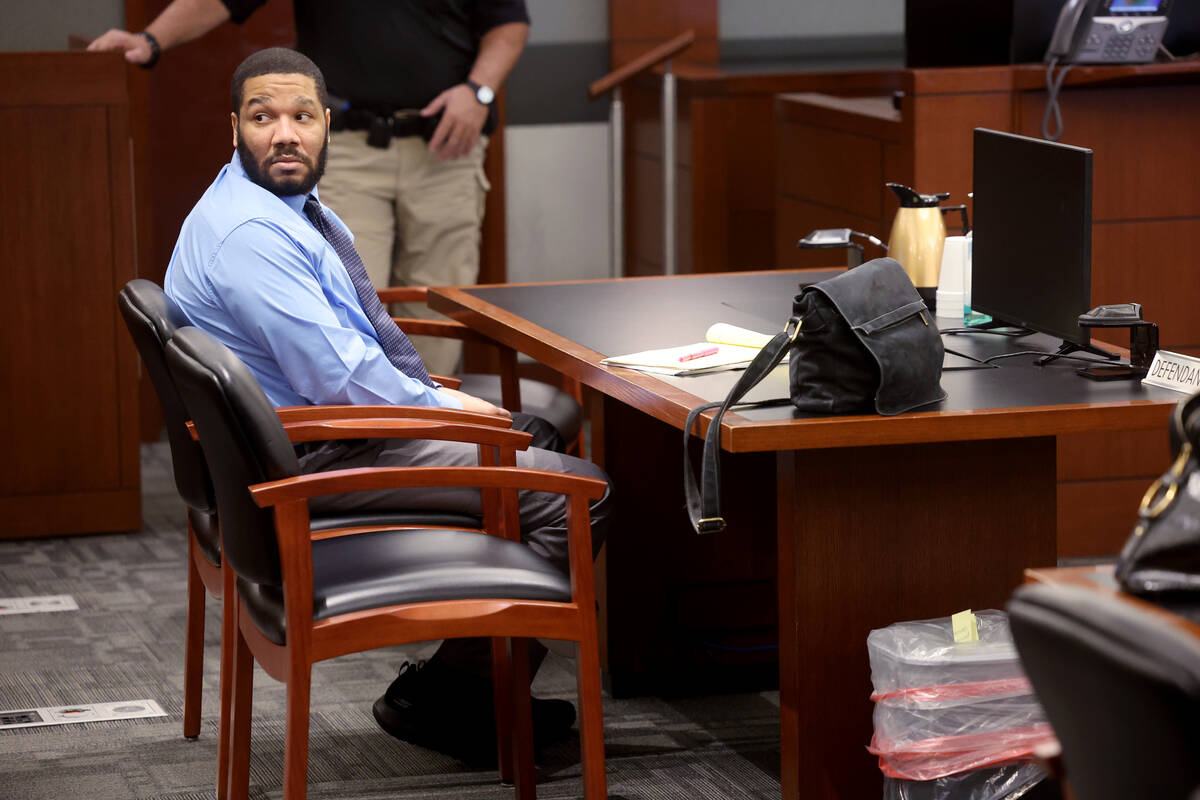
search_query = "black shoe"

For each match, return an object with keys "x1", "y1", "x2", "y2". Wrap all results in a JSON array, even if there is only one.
[{"x1": 372, "y1": 661, "x2": 576, "y2": 764}]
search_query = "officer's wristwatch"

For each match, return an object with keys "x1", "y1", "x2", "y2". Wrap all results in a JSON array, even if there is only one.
[{"x1": 465, "y1": 79, "x2": 495, "y2": 106}]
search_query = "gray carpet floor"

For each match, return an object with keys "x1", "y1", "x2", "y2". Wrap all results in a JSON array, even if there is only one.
[{"x1": 0, "y1": 443, "x2": 782, "y2": 799}]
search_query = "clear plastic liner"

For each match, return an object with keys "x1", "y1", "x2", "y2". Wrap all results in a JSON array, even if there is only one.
[
  {"x1": 868, "y1": 610, "x2": 1056, "y2": 784},
  {"x1": 883, "y1": 763, "x2": 1046, "y2": 800},
  {"x1": 873, "y1": 683, "x2": 1047, "y2": 747},
  {"x1": 868, "y1": 611, "x2": 1024, "y2": 695}
]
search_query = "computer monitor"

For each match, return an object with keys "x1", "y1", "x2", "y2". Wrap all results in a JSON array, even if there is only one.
[{"x1": 971, "y1": 128, "x2": 1103, "y2": 357}]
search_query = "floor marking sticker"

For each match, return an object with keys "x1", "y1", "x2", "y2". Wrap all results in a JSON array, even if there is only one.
[
  {"x1": 0, "y1": 700, "x2": 166, "y2": 729},
  {"x1": 0, "y1": 595, "x2": 79, "y2": 615}
]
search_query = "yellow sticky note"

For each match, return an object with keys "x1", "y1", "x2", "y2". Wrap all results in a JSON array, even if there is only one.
[{"x1": 952, "y1": 609, "x2": 979, "y2": 644}]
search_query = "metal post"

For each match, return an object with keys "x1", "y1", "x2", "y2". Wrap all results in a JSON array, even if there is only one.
[
  {"x1": 661, "y1": 59, "x2": 676, "y2": 275},
  {"x1": 610, "y1": 86, "x2": 624, "y2": 279}
]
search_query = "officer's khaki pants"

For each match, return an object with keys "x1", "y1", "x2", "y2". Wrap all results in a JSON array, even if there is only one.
[{"x1": 319, "y1": 128, "x2": 490, "y2": 376}]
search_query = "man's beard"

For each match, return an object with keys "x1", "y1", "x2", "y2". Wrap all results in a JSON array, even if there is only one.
[{"x1": 237, "y1": 130, "x2": 328, "y2": 197}]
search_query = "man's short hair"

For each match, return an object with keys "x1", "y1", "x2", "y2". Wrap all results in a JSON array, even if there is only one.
[{"x1": 230, "y1": 47, "x2": 329, "y2": 114}]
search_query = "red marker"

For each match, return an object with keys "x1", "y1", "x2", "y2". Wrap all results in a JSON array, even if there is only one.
[{"x1": 678, "y1": 346, "x2": 719, "y2": 362}]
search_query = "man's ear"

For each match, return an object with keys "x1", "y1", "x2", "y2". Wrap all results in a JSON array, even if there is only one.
[{"x1": 230, "y1": 112, "x2": 238, "y2": 148}]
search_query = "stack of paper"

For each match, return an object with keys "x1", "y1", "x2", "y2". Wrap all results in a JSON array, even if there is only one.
[{"x1": 600, "y1": 323, "x2": 779, "y2": 376}]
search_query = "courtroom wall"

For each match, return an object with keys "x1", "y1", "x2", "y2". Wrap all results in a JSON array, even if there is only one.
[
  {"x1": 721, "y1": 0, "x2": 904, "y2": 39},
  {"x1": 505, "y1": 0, "x2": 612, "y2": 283}
]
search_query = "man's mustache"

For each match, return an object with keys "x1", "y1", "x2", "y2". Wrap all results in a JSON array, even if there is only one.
[{"x1": 268, "y1": 148, "x2": 311, "y2": 165}]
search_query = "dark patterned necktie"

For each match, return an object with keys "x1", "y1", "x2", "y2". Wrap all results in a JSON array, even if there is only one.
[{"x1": 303, "y1": 196, "x2": 436, "y2": 388}]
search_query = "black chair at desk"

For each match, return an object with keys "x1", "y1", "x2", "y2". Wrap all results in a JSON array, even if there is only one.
[
  {"x1": 164, "y1": 325, "x2": 608, "y2": 800},
  {"x1": 1008, "y1": 583, "x2": 1200, "y2": 800}
]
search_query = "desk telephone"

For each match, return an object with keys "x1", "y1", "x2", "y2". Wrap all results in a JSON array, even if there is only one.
[{"x1": 1046, "y1": 0, "x2": 1173, "y2": 63}]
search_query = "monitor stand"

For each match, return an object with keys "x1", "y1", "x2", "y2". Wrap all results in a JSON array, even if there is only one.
[{"x1": 1035, "y1": 340, "x2": 1120, "y2": 366}]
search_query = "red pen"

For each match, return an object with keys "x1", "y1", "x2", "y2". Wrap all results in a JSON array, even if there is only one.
[{"x1": 678, "y1": 345, "x2": 719, "y2": 362}]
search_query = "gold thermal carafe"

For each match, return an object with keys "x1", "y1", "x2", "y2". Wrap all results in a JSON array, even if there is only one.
[{"x1": 886, "y1": 183, "x2": 951, "y2": 313}]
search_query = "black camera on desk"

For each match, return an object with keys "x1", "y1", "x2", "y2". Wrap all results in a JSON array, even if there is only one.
[{"x1": 1076, "y1": 303, "x2": 1159, "y2": 381}]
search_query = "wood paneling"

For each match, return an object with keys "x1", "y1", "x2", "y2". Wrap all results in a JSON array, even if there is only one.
[
  {"x1": 1057, "y1": 478, "x2": 1152, "y2": 559},
  {"x1": 1091, "y1": 219, "x2": 1200, "y2": 351},
  {"x1": 0, "y1": 53, "x2": 140, "y2": 536},
  {"x1": 625, "y1": 68, "x2": 901, "y2": 276},
  {"x1": 1013, "y1": 86, "x2": 1200, "y2": 222},
  {"x1": 1058, "y1": 428, "x2": 1169, "y2": 481},
  {"x1": 779, "y1": 120, "x2": 892, "y2": 221},
  {"x1": 780, "y1": 436, "x2": 1056, "y2": 799},
  {"x1": 599, "y1": 395, "x2": 780, "y2": 696}
]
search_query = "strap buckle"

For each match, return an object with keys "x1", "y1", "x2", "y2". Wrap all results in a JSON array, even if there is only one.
[
  {"x1": 698, "y1": 516, "x2": 727, "y2": 534},
  {"x1": 785, "y1": 317, "x2": 802, "y2": 343}
]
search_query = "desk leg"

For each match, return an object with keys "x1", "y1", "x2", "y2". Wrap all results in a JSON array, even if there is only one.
[
  {"x1": 776, "y1": 437, "x2": 1057, "y2": 800},
  {"x1": 598, "y1": 396, "x2": 779, "y2": 697}
]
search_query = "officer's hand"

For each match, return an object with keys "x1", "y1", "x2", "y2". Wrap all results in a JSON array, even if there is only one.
[
  {"x1": 438, "y1": 387, "x2": 512, "y2": 420},
  {"x1": 87, "y1": 29, "x2": 154, "y2": 65},
  {"x1": 421, "y1": 84, "x2": 489, "y2": 161}
]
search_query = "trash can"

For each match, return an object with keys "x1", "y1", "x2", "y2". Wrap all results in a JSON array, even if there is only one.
[{"x1": 867, "y1": 611, "x2": 1056, "y2": 800}]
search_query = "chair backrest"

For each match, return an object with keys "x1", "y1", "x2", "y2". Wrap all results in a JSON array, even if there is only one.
[
  {"x1": 165, "y1": 326, "x2": 302, "y2": 588},
  {"x1": 1008, "y1": 583, "x2": 1200, "y2": 800},
  {"x1": 117, "y1": 279, "x2": 215, "y2": 514}
]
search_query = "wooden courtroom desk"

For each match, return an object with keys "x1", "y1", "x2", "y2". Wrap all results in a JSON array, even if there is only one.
[
  {"x1": 775, "y1": 61, "x2": 1200, "y2": 559},
  {"x1": 431, "y1": 270, "x2": 1181, "y2": 800}
]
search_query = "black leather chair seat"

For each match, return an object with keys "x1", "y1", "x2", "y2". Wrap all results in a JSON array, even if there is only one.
[
  {"x1": 239, "y1": 528, "x2": 572, "y2": 645},
  {"x1": 456, "y1": 375, "x2": 582, "y2": 445}
]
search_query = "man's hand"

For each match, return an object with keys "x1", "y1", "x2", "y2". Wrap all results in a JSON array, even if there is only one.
[
  {"x1": 438, "y1": 387, "x2": 512, "y2": 420},
  {"x1": 87, "y1": 29, "x2": 154, "y2": 64},
  {"x1": 421, "y1": 84, "x2": 489, "y2": 161}
]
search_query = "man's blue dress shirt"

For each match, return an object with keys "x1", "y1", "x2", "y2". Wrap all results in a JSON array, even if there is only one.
[{"x1": 165, "y1": 152, "x2": 458, "y2": 410}]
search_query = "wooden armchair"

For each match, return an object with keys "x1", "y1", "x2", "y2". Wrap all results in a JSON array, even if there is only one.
[
  {"x1": 164, "y1": 325, "x2": 608, "y2": 800},
  {"x1": 117, "y1": 280, "x2": 516, "y2": 799}
]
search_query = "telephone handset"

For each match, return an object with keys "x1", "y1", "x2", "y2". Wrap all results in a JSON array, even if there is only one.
[{"x1": 1045, "y1": 0, "x2": 1172, "y2": 64}]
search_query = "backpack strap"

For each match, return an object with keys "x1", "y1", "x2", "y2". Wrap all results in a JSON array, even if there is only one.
[{"x1": 685, "y1": 316, "x2": 800, "y2": 534}]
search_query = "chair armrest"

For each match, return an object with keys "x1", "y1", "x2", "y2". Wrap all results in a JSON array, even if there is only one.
[
  {"x1": 428, "y1": 374, "x2": 462, "y2": 390},
  {"x1": 377, "y1": 286, "x2": 429, "y2": 305},
  {"x1": 392, "y1": 316, "x2": 484, "y2": 342},
  {"x1": 250, "y1": 465, "x2": 606, "y2": 507},
  {"x1": 274, "y1": 404, "x2": 508, "y2": 427},
  {"x1": 186, "y1": 405, "x2": 514, "y2": 441},
  {"x1": 280, "y1": 417, "x2": 532, "y2": 449}
]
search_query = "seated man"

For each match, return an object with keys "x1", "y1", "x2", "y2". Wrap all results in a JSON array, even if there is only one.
[{"x1": 165, "y1": 47, "x2": 612, "y2": 762}]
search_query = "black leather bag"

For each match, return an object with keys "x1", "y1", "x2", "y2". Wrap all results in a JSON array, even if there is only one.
[
  {"x1": 1116, "y1": 390, "x2": 1200, "y2": 594},
  {"x1": 685, "y1": 258, "x2": 947, "y2": 534}
]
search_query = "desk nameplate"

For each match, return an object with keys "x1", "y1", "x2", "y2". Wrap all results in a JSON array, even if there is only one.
[{"x1": 1143, "y1": 350, "x2": 1200, "y2": 395}]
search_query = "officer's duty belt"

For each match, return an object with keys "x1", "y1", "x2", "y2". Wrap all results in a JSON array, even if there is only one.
[{"x1": 329, "y1": 105, "x2": 437, "y2": 149}]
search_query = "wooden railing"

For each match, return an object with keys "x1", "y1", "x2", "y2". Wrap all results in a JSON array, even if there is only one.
[{"x1": 587, "y1": 30, "x2": 696, "y2": 277}]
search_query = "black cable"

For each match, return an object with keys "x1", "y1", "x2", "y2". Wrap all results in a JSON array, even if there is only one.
[
  {"x1": 982, "y1": 350, "x2": 1125, "y2": 366},
  {"x1": 1041, "y1": 59, "x2": 1073, "y2": 142},
  {"x1": 940, "y1": 327, "x2": 1033, "y2": 338},
  {"x1": 943, "y1": 346, "x2": 999, "y2": 370}
]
